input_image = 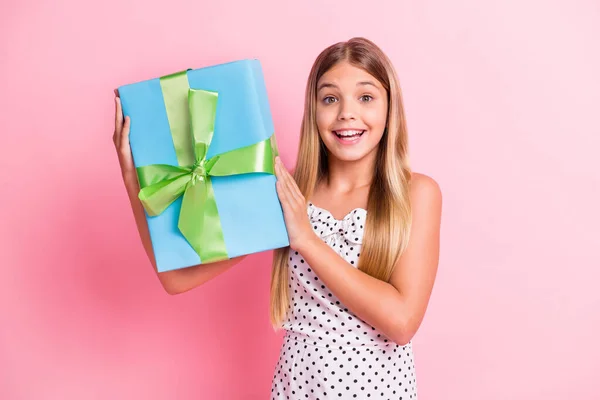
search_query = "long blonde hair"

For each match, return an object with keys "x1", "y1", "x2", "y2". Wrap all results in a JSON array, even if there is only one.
[{"x1": 269, "y1": 37, "x2": 413, "y2": 329}]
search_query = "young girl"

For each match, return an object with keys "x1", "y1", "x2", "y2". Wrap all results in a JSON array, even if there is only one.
[{"x1": 113, "y1": 37, "x2": 441, "y2": 400}]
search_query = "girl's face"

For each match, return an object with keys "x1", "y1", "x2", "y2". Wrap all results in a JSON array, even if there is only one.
[{"x1": 315, "y1": 61, "x2": 388, "y2": 163}]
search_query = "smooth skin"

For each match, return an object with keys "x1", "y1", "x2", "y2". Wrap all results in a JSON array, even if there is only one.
[{"x1": 273, "y1": 61, "x2": 442, "y2": 346}]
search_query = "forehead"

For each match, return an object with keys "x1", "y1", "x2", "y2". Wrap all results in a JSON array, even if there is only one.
[{"x1": 317, "y1": 61, "x2": 382, "y2": 89}]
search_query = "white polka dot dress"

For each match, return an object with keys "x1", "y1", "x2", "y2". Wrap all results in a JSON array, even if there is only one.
[{"x1": 271, "y1": 202, "x2": 418, "y2": 400}]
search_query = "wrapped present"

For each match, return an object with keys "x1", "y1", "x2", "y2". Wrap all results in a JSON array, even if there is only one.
[{"x1": 117, "y1": 59, "x2": 289, "y2": 272}]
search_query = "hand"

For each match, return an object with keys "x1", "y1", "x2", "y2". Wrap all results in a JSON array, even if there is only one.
[
  {"x1": 274, "y1": 156, "x2": 317, "y2": 252},
  {"x1": 112, "y1": 91, "x2": 139, "y2": 193}
]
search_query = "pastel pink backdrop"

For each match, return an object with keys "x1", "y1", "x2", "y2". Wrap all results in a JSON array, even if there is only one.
[{"x1": 1, "y1": 0, "x2": 598, "y2": 399}]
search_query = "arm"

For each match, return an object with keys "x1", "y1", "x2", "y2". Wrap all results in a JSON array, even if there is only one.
[
  {"x1": 114, "y1": 94, "x2": 246, "y2": 295},
  {"x1": 274, "y1": 154, "x2": 442, "y2": 345},
  {"x1": 296, "y1": 174, "x2": 442, "y2": 345},
  {"x1": 125, "y1": 175, "x2": 246, "y2": 295}
]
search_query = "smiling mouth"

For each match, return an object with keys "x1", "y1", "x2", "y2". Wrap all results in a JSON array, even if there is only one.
[{"x1": 333, "y1": 130, "x2": 366, "y2": 139}]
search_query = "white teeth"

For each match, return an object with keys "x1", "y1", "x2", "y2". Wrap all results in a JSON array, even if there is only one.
[{"x1": 334, "y1": 130, "x2": 364, "y2": 137}]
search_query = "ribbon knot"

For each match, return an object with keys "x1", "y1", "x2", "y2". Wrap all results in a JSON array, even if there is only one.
[{"x1": 191, "y1": 160, "x2": 207, "y2": 183}]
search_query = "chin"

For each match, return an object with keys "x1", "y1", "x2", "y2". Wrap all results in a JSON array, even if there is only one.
[
  {"x1": 328, "y1": 150, "x2": 367, "y2": 162},
  {"x1": 324, "y1": 145, "x2": 378, "y2": 163}
]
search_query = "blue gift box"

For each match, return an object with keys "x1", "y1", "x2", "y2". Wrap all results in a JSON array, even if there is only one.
[{"x1": 117, "y1": 59, "x2": 289, "y2": 272}]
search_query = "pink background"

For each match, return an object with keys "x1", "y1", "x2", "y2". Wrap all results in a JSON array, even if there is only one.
[{"x1": 2, "y1": 0, "x2": 599, "y2": 399}]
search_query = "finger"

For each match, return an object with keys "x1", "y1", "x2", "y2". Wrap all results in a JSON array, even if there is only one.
[
  {"x1": 281, "y1": 170, "x2": 300, "y2": 206},
  {"x1": 115, "y1": 97, "x2": 123, "y2": 137},
  {"x1": 275, "y1": 160, "x2": 293, "y2": 195},
  {"x1": 274, "y1": 157, "x2": 285, "y2": 184},
  {"x1": 118, "y1": 116, "x2": 137, "y2": 178},
  {"x1": 277, "y1": 159, "x2": 302, "y2": 205},
  {"x1": 120, "y1": 116, "x2": 131, "y2": 152},
  {"x1": 276, "y1": 179, "x2": 290, "y2": 212},
  {"x1": 113, "y1": 99, "x2": 120, "y2": 145},
  {"x1": 283, "y1": 166, "x2": 304, "y2": 202},
  {"x1": 275, "y1": 159, "x2": 294, "y2": 197}
]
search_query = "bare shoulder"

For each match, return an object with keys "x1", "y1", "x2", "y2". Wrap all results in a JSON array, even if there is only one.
[{"x1": 409, "y1": 172, "x2": 442, "y2": 202}]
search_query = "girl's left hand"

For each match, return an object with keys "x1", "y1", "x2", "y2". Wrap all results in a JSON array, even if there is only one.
[{"x1": 274, "y1": 156, "x2": 316, "y2": 252}]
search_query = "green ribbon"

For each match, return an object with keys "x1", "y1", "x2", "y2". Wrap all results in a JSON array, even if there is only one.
[{"x1": 136, "y1": 70, "x2": 279, "y2": 263}]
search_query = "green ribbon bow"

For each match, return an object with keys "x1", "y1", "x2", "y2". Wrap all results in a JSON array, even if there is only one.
[{"x1": 135, "y1": 70, "x2": 279, "y2": 263}]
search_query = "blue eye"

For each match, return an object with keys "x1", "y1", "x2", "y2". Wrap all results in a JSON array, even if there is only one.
[{"x1": 360, "y1": 95, "x2": 373, "y2": 102}]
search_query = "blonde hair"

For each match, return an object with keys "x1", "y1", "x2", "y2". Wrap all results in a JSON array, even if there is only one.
[{"x1": 269, "y1": 37, "x2": 413, "y2": 329}]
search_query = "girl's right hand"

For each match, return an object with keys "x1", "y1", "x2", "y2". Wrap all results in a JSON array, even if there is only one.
[{"x1": 112, "y1": 93, "x2": 139, "y2": 193}]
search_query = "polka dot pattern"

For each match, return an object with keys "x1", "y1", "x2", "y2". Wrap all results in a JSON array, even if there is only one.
[{"x1": 271, "y1": 203, "x2": 418, "y2": 399}]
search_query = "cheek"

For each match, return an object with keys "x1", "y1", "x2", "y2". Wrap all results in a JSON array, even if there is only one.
[
  {"x1": 315, "y1": 106, "x2": 336, "y2": 134},
  {"x1": 365, "y1": 102, "x2": 388, "y2": 130}
]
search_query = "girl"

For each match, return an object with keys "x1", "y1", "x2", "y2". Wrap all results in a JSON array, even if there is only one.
[{"x1": 113, "y1": 37, "x2": 441, "y2": 400}]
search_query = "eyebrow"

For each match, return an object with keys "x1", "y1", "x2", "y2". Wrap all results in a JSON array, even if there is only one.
[{"x1": 317, "y1": 81, "x2": 379, "y2": 92}]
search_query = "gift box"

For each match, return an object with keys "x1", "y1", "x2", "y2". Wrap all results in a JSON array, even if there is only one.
[{"x1": 117, "y1": 59, "x2": 289, "y2": 272}]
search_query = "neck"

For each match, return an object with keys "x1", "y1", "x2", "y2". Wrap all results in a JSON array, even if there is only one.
[{"x1": 322, "y1": 150, "x2": 377, "y2": 193}]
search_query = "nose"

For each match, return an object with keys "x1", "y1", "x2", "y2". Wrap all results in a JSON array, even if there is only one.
[{"x1": 337, "y1": 100, "x2": 356, "y2": 121}]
